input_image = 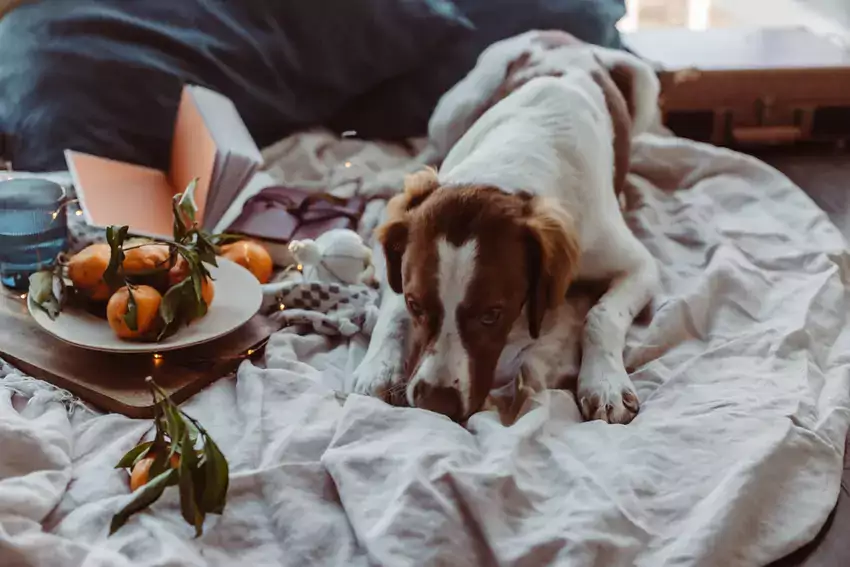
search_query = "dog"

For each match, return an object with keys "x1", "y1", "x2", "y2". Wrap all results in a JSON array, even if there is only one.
[{"x1": 348, "y1": 30, "x2": 662, "y2": 424}]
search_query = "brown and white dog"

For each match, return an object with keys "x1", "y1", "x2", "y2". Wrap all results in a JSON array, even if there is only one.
[{"x1": 349, "y1": 31, "x2": 661, "y2": 424}]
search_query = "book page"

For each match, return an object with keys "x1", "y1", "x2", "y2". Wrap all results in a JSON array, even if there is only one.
[
  {"x1": 65, "y1": 150, "x2": 174, "y2": 238},
  {"x1": 168, "y1": 86, "x2": 218, "y2": 226},
  {"x1": 188, "y1": 85, "x2": 262, "y2": 228},
  {"x1": 188, "y1": 85, "x2": 262, "y2": 167}
]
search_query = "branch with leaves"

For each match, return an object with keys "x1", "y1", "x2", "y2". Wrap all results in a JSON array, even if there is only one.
[{"x1": 111, "y1": 377, "x2": 229, "y2": 537}]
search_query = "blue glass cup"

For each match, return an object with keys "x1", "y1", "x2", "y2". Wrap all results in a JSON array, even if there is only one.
[{"x1": 0, "y1": 178, "x2": 69, "y2": 290}]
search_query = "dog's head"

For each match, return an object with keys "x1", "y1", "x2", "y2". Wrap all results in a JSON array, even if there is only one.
[{"x1": 377, "y1": 168, "x2": 580, "y2": 421}]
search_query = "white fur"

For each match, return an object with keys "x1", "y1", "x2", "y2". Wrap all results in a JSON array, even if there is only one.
[
  {"x1": 352, "y1": 31, "x2": 661, "y2": 424},
  {"x1": 405, "y1": 239, "x2": 478, "y2": 413},
  {"x1": 428, "y1": 30, "x2": 660, "y2": 164}
]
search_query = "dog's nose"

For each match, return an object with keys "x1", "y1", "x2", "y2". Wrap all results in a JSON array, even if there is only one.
[{"x1": 412, "y1": 382, "x2": 463, "y2": 421}]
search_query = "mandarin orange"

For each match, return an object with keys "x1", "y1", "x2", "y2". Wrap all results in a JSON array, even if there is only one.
[
  {"x1": 106, "y1": 285, "x2": 162, "y2": 339},
  {"x1": 67, "y1": 243, "x2": 113, "y2": 301},
  {"x1": 220, "y1": 240, "x2": 273, "y2": 283}
]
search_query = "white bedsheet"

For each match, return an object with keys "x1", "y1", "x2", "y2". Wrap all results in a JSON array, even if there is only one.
[{"x1": 1, "y1": 132, "x2": 849, "y2": 567}]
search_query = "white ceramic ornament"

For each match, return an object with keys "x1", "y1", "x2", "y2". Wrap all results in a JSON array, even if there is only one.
[{"x1": 288, "y1": 229, "x2": 375, "y2": 286}]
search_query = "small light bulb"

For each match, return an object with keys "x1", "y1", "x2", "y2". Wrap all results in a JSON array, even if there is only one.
[
  {"x1": 278, "y1": 303, "x2": 286, "y2": 311},
  {"x1": 75, "y1": 210, "x2": 83, "y2": 216},
  {"x1": 20, "y1": 293, "x2": 27, "y2": 300},
  {"x1": 344, "y1": 161, "x2": 352, "y2": 168},
  {"x1": 246, "y1": 349, "x2": 256, "y2": 356},
  {"x1": 296, "y1": 264, "x2": 303, "y2": 271},
  {"x1": 153, "y1": 353, "x2": 163, "y2": 360}
]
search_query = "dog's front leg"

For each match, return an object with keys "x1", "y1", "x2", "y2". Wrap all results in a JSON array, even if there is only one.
[
  {"x1": 578, "y1": 247, "x2": 658, "y2": 424},
  {"x1": 348, "y1": 280, "x2": 410, "y2": 405}
]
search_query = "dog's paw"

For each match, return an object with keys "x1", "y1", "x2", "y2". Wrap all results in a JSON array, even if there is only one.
[
  {"x1": 350, "y1": 359, "x2": 408, "y2": 406},
  {"x1": 577, "y1": 372, "x2": 640, "y2": 424}
]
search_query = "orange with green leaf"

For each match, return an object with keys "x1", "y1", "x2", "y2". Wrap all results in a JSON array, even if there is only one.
[{"x1": 111, "y1": 377, "x2": 229, "y2": 536}]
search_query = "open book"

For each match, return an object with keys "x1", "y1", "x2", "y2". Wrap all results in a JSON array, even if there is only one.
[{"x1": 65, "y1": 85, "x2": 263, "y2": 239}]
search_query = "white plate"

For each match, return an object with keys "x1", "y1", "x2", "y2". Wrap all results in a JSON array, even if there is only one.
[{"x1": 29, "y1": 257, "x2": 263, "y2": 353}]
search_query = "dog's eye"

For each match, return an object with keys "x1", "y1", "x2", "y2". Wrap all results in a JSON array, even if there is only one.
[
  {"x1": 406, "y1": 296, "x2": 424, "y2": 318},
  {"x1": 480, "y1": 307, "x2": 502, "y2": 326}
]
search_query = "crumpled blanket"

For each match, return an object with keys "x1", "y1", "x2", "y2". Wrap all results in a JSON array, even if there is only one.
[{"x1": 1, "y1": 131, "x2": 849, "y2": 567}]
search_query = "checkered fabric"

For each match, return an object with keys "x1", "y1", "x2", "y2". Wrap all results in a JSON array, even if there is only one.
[
  {"x1": 285, "y1": 282, "x2": 344, "y2": 311},
  {"x1": 266, "y1": 280, "x2": 379, "y2": 338}
]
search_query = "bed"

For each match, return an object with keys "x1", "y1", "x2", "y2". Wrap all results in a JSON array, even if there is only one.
[{"x1": 1, "y1": 127, "x2": 849, "y2": 566}]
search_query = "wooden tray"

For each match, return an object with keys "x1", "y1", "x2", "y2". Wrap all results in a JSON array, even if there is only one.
[{"x1": 0, "y1": 288, "x2": 276, "y2": 418}]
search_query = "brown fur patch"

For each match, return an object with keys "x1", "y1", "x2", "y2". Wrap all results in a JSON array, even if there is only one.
[
  {"x1": 376, "y1": 167, "x2": 441, "y2": 293},
  {"x1": 590, "y1": 63, "x2": 633, "y2": 198}
]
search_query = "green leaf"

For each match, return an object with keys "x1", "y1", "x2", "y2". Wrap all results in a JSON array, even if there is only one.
[
  {"x1": 195, "y1": 233, "x2": 219, "y2": 268},
  {"x1": 159, "y1": 249, "x2": 209, "y2": 325},
  {"x1": 172, "y1": 201, "x2": 188, "y2": 243},
  {"x1": 109, "y1": 468, "x2": 177, "y2": 535},
  {"x1": 123, "y1": 285, "x2": 139, "y2": 332},
  {"x1": 157, "y1": 278, "x2": 192, "y2": 340},
  {"x1": 146, "y1": 450, "x2": 170, "y2": 480},
  {"x1": 178, "y1": 179, "x2": 198, "y2": 224},
  {"x1": 164, "y1": 403, "x2": 186, "y2": 457},
  {"x1": 151, "y1": 390, "x2": 167, "y2": 445},
  {"x1": 28, "y1": 271, "x2": 63, "y2": 320},
  {"x1": 192, "y1": 453, "x2": 207, "y2": 506},
  {"x1": 115, "y1": 441, "x2": 154, "y2": 469},
  {"x1": 191, "y1": 271, "x2": 203, "y2": 303},
  {"x1": 187, "y1": 421, "x2": 200, "y2": 447},
  {"x1": 200, "y1": 436, "x2": 229, "y2": 515},
  {"x1": 28, "y1": 271, "x2": 53, "y2": 303},
  {"x1": 176, "y1": 249, "x2": 203, "y2": 304},
  {"x1": 178, "y1": 428, "x2": 204, "y2": 537},
  {"x1": 104, "y1": 225, "x2": 129, "y2": 289},
  {"x1": 172, "y1": 178, "x2": 199, "y2": 243},
  {"x1": 159, "y1": 278, "x2": 187, "y2": 327}
]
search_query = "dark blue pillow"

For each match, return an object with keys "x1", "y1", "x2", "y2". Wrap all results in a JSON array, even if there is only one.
[
  {"x1": 330, "y1": 0, "x2": 626, "y2": 140},
  {"x1": 0, "y1": 0, "x2": 470, "y2": 171}
]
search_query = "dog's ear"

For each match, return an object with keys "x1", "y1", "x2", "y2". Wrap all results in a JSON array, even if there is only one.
[
  {"x1": 524, "y1": 197, "x2": 581, "y2": 338},
  {"x1": 607, "y1": 63, "x2": 636, "y2": 121},
  {"x1": 375, "y1": 167, "x2": 440, "y2": 294}
]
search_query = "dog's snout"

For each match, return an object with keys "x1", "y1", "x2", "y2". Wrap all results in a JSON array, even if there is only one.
[{"x1": 412, "y1": 382, "x2": 463, "y2": 421}]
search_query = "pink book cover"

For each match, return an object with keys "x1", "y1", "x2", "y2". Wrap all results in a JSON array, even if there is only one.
[{"x1": 65, "y1": 85, "x2": 218, "y2": 239}]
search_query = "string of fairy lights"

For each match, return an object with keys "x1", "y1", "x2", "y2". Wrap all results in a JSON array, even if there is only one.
[{"x1": 50, "y1": 197, "x2": 83, "y2": 220}]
